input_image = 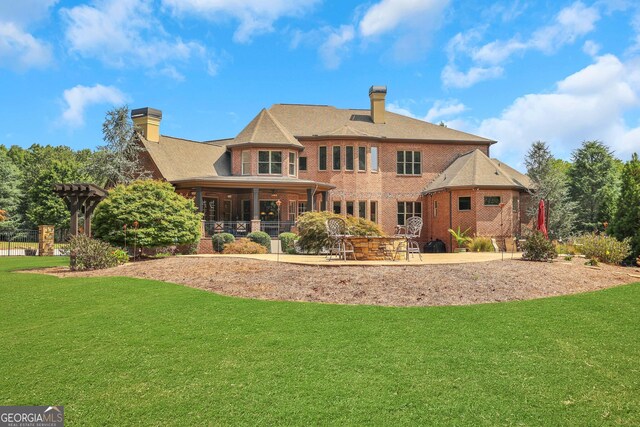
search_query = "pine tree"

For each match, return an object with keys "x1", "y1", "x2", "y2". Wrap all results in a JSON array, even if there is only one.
[
  {"x1": 611, "y1": 153, "x2": 640, "y2": 259},
  {"x1": 90, "y1": 105, "x2": 149, "y2": 187},
  {"x1": 524, "y1": 141, "x2": 576, "y2": 240},
  {"x1": 568, "y1": 140, "x2": 620, "y2": 232}
]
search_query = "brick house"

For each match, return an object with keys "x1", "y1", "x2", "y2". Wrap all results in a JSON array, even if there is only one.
[{"x1": 134, "y1": 86, "x2": 533, "y2": 252}]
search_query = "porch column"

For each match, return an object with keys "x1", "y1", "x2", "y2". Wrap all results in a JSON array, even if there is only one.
[
  {"x1": 195, "y1": 187, "x2": 203, "y2": 212},
  {"x1": 320, "y1": 191, "x2": 327, "y2": 211},
  {"x1": 69, "y1": 196, "x2": 79, "y2": 236},
  {"x1": 251, "y1": 188, "x2": 260, "y2": 232},
  {"x1": 307, "y1": 188, "x2": 315, "y2": 211}
]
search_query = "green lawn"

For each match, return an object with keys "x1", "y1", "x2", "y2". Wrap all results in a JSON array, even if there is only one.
[{"x1": 0, "y1": 257, "x2": 638, "y2": 426}]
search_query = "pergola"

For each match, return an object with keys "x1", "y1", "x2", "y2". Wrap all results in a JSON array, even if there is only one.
[{"x1": 53, "y1": 183, "x2": 108, "y2": 236}]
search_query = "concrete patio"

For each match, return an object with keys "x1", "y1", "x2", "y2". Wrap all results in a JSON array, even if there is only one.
[{"x1": 187, "y1": 251, "x2": 523, "y2": 266}]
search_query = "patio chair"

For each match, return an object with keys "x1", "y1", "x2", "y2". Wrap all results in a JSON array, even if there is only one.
[
  {"x1": 394, "y1": 216, "x2": 423, "y2": 261},
  {"x1": 326, "y1": 217, "x2": 356, "y2": 261}
]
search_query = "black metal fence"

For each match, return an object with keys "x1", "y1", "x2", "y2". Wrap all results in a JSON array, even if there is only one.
[
  {"x1": 0, "y1": 229, "x2": 39, "y2": 256},
  {"x1": 203, "y1": 221, "x2": 295, "y2": 238},
  {"x1": 260, "y1": 221, "x2": 295, "y2": 238}
]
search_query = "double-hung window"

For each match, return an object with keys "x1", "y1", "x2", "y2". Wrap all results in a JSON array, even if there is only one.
[
  {"x1": 258, "y1": 151, "x2": 282, "y2": 174},
  {"x1": 358, "y1": 147, "x2": 366, "y2": 171},
  {"x1": 371, "y1": 147, "x2": 379, "y2": 172},
  {"x1": 289, "y1": 152, "x2": 296, "y2": 176},
  {"x1": 397, "y1": 151, "x2": 421, "y2": 175},
  {"x1": 332, "y1": 146, "x2": 341, "y2": 170},
  {"x1": 397, "y1": 201, "x2": 422, "y2": 226},
  {"x1": 318, "y1": 147, "x2": 327, "y2": 171},
  {"x1": 345, "y1": 146, "x2": 354, "y2": 171},
  {"x1": 241, "y1": 151, "x2": 250, "y2": 175}
]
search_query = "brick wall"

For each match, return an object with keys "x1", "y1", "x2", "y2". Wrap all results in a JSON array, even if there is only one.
[{"x1": 299, "y1": 139, "x2": 490, "y2": 236}]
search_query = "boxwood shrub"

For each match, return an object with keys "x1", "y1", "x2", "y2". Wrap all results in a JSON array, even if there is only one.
[
  {"x1": 212, "y1": 233, "x2": 235, "y2": 253},
  {"x1": 279, "y1": 232, "x2": 298, "y2": 254},
  {"x1": 247, "y1": 231, "x2": 271, "y2": 252}
]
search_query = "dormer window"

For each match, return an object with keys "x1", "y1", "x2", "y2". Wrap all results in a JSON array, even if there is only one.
[{"x1": 258, "y1": 150, "x2": 282, "y2": 174}]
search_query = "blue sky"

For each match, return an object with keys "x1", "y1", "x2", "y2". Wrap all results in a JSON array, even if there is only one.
[{"x1": 1, "y1": 0, "x2": 640, "y2": 169}]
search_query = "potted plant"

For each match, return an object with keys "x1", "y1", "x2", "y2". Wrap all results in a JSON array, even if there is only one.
[{"x1": 448, "y1": 226, "x2": 472, "y2": 252}]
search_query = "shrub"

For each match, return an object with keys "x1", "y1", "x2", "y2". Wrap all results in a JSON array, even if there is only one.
[
  {"x1": 68, "y1": 235, "x2": 127, "y2": 271},
  {"x1": 279, "y1": 232, "x2": 298, "y2": 254},
  {"x1": 212, "y1": 233, "x2": 235, "y2": 253},
  {"x1": 469, "y1": 236, "x2": 494, "y2": 252},
  {"x1": 448, "y1": 226, "x2": 472, "y2": 249},
  {"x1": 577, "y1": 233, "x2": 631, "y2": 265},
  {"x1": 296, "y1": 211, "x2": 384, "y2": 254},
  {"x1": 555, "y1": 242, "x2": 577, "y2": 256},
  {"x1": 247, "y1": 231, "x2": 271, "y2": 252},
  {"x1": 93, "y1": 180, "x2": 202, "y2": 249},
  {"x1": 522, "y1": 231, "x2": 557, "y2": 262},
  {"x1": 223, "y1": 238, "x2": 268, "y2": 254}
]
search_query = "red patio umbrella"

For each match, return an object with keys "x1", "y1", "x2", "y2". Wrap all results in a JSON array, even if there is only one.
[{"x1": 537, "y1": 199, "x2": 548, "y2": 238}]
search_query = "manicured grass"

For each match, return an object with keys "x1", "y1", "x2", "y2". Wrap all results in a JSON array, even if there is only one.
[{"x1": 0, "y1": 257, "x2": 638, "y2": 425}]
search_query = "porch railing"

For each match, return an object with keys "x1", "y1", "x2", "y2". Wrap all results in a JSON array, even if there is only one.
[
  {"x1": 260, "y1": 221, "x2": 295, "y2": 238},
  {"x1": 203, "y1": 221, "x2": 250, "y2": 238}
]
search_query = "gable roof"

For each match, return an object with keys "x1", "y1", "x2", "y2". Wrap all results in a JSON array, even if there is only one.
[
  {"x1": 422, "y1": 149, "x2": 534, "y2": 194},
  {"x1": 140, "y1": 135, "x2": 229, "y2": 181},
  {"x1": 267, "y1": 104, "x2": 494, "y2": 143},
  {"x1": 228, "y1": 108, "x2": 302, "y2": 148}
]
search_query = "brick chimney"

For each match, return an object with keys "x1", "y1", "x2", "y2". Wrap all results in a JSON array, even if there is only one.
[
  {"x1": 131, "y1": 107, "x2": 162, "y2": 142},
  {"x1": 369, "y1": 86, "x2": 387, "y2": 124}
]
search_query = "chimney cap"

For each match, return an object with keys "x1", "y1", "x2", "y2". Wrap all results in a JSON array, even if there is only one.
[
  {"x1": 369, "y1": 86, "x2": 387, "y2": 95},
  {"x1": 131, "y1": 107, "x2": 162, "y2": 119}
]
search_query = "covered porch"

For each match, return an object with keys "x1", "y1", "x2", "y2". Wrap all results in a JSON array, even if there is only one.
[{"x1": 172, "y1": 177, "x2": 334, "y2": 238}]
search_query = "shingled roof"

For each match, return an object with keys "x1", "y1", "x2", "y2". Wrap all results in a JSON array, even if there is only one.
[
  {"x1": 422, "y1": 149, "x2": 534, "y2": 194},
  {"x1": 266, "y1": 104, "x2": 494, "y2": 143},
  {"x1": 140, "y1": 135, "x2": 229, "y2": 181},
  {"x1": 229, "y1": 108, "x2": 302, "y2": 148}
]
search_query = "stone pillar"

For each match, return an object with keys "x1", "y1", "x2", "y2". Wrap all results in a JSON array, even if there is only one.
[
  {"x1": 38, "y1": 225, "x2": 54, "y2": 256},
  {"x1": 251, "y1": 188, "x2": 260, "y2": 232}
]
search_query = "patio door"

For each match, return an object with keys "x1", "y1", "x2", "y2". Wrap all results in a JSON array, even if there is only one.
[
  {"x1": 223, "y1": 200, "x2": 232, "y2": 221},
  {"x1": 259, "y1": 200, "x2": 279, "y2": 221},
  {"x1": 241, "y1": 200, "x2": 251, "y2": 221}
]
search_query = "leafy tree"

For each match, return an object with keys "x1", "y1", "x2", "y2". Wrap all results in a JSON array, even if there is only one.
[
  {"x1": 524, "y1": 141, "x2": 576, "y2": 240},
  {"x1": 7, "y1": 144, "x2": 95, "y2": 229},
  {"x1": 90, "y1": 106, "x2": 149, "y2": 187},
  {"x1": 0, "y1": 149, "x2": 22, "y2": 231},
  {"x1": 568, "y1": 141, "x2": 620, "y2": 232},
  {"x1": 92, "y1": 180, "x2": 201, "y2": 248},
  {"x1": 611, "y1": 153, "x2": 640, "y2": 260}
]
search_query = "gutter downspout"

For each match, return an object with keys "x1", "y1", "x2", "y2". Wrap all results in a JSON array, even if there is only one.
[{"x1": 449, "y1": 190, "x2": 453, "y2": 253}]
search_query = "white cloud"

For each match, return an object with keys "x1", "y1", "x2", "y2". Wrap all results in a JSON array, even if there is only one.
[
  {"x1": 388, "y1": 98, "x2": 467, "y2": 123},
  {"x1": 161, "y1": 0, "x2": 319, "y2": 43},
  {"x1": 0, "y1": 22, "x2": 52, "y2": 70},
  {"x1": 0, "y1": 0, "x2": 57, "y2": 70},
  {"x1": 425, "y1": 100, "x2": 467, "y2": 122},
  {"x1": 441, "y1": 64, "x2": 503, "y2": 88},
  {"x1": 61, "y1": 0, "x2": 207, "y2": 72},
  {"x1": 61, "y1": 84, "x2": 127, "y2": 127},
  {"x1": 358, "y1": 0, "x2": 450, "y2": 61},
  {"x1": 529, "y1": 1, "x2": 600, "y2": 53},
  {"x1": 469, "y1": 54, "x2": 640, "y2": 164},
  {"x1": 582, "y1": 40, "x2": 601, "y2": 57},
  {"x1": 318, "y1": 25, "x2": 355, "y2": 69},
  {"x1": 444, "y1": 1, "x2": 601, "y2": 88}
]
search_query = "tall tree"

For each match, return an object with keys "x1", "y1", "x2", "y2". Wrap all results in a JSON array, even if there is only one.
[
  {"x1": 0, "y1": 149, "x2": 22, "y2": 231},
  {"x1": 90, "y1": 105, "x2": 149, "y2": 187},
  {"x1": 611, "y1": 153, "x2": 640, "y2": 259},
  {"x1": 568, "y1": 140, "x2": 620, "y2": 232},
  {"x1": 524, "y1": 141, "x2": 576, "y2": 240}
]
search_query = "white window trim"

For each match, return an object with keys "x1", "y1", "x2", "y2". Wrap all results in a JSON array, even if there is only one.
[
  {"x1": 257, "y1": 150, "x2": 283, "y2": 175},
  {"x1": 289, "y1": 152, "x2": 297, "y2": 176},
  {"x1": 241, "y1": 150, "x2": 251, "y2": 175}
]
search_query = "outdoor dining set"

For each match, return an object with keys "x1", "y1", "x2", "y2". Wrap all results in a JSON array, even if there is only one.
[{"x1": 325, "y1": 217, "x2": 423, "y2": 262}]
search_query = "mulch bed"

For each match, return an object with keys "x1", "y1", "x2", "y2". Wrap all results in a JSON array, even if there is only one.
[{"x1": 34, "y1": 256, "x2": 640, "y2": 307}]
